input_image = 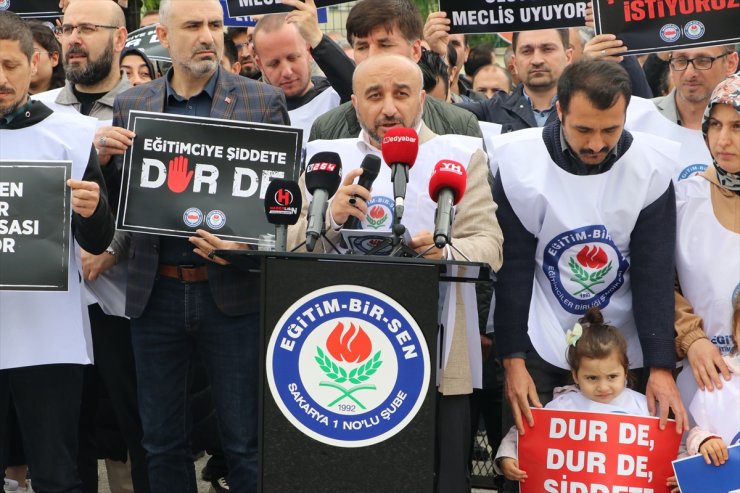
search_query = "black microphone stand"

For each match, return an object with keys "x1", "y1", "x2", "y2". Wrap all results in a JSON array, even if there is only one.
[{"x1": 364, "y1": 211, "x2": 418, "y2": 258}]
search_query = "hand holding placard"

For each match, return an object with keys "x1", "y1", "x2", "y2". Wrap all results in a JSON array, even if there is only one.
[{"x1": 67, "y1": 179, "x2": 100, "y2": 218}]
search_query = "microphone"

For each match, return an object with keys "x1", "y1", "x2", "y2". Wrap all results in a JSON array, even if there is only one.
[
  {"x1": 429, "y1": 160, "x2": 467, "y2": 249},
  {"x1": 264, "y1": 179, "x2": 302, "y2": 252},
  {"x1": 304, "y1": 151, "x2": 342, "y2": 252},
  {"x1": 381, "y1": 127, "x2": 418, "y2": 222},
  {"x1": 343, "y1": 154, "x2": 382, "y2": 232}
]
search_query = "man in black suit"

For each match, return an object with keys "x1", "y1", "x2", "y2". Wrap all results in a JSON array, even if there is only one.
[{"x1": 110, "y1": 0, "x2": 289, "y2": 491}]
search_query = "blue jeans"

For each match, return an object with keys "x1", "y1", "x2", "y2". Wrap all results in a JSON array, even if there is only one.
[
  {"x1": 0, "y1": 364, "x2": 84, "y2": 493},
  {"x1": 130, "y1": 277, "x2": 259, "y2": 493}
]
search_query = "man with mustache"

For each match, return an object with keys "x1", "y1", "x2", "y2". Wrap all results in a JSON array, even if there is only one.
[
  {"x1": 458, "y1": 29, "x2": 572, "y2": 133},
  {"x1": 289, "y1": 54, "x2": 503, "y2": 493},
  {"x1": 109, "y1": 0, "x2": 289, "y2": 491},
  {"x1": 0, "y1": 10, "x2": 114, "y2": 492},
  {"x1": 491, "y1": 59, "x2": 687, "y2": 493},
  {"x1": 653, "y1": 45, "x2": 737, "y2": 130},
  {"x1": 33, "y1": 2, "x2": 150, "y2": 491},
  {"x1": 308, "y1": 0, "x2": 482, "y2": 141},
  {"x1": 226, "y1": 26, "x2": 260, "y2": 79}
]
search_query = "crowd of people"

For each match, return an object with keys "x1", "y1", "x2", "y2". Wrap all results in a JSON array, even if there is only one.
[{"x1": 0, "y1": 0, "x2": 738, "y2": 492}]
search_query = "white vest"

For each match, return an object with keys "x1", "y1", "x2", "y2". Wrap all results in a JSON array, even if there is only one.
[
  {"x1": 675, "y1": 175, "x2": 740, "y2": 411},
  {"x1": 689, "y1": 372, "x2": 740, "y2": 446},
  {"x1": 676, "y1": 176, "x2": 739, "y2": 353},
  {"x1": 479, "y1": 121, "x2": 502, "y2": 177},
  {"x1": 547, "y1": 387, "x2": 649, "y2": 416},
  {"x1": 493, "y1": 128, "x2": 678, "y2": 369},
  {"x1": 289, "y1": 87, "x2": 340, "y2": 148},
  {"x1": 32, "y1": 88, "x2": 71, "y2": 113},
  {"x1": 0, "y1": 110, "x2": 97, "y2": 369},
  {"x1": 625, "y1": 96, "x2": 712, "y2": 183}
]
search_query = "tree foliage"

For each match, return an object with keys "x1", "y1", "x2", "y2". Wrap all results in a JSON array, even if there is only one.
[{"x1": 142, "y1": 0, "x2": 159, "y2": 12}]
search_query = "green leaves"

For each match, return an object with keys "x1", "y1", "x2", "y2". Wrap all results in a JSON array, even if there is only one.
[
  {"x1": 568, "y1": 256, "x2": 589, "y2": 282},
  {"x1": 589, "y1": 261, "x2": 612, "y2": 282},
  {"x1": 348, "y1": 351, "x2": 382, "y2": 384},
  {"x1": 315, "y1": 347, "x2": 382, "y2": 385}
]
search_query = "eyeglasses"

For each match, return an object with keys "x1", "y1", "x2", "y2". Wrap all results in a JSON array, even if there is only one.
[
  {"x1": 56, "y1": 23, "x2": 119, "y2": 37},
  {"x1": 234, "y1": 42, "x2": 250, "y2": 51},
  {"x1": 668, "y1": 53, "x2": 729, "y2": 71}
]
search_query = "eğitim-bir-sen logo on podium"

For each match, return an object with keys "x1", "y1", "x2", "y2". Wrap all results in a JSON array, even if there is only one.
[
  {"x1": 266, "y1": 285, "x2": 430, "y2": 448},
  {"x1": 543, "y1": 225, "x2": 630, "y2": 315}
]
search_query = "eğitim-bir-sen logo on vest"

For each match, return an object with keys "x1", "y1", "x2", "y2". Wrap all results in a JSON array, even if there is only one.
[
  {"x1": 543, "y1": 225, "x2": 630, "y2": 315},
  {"x1": 266, "y1": 285, "x2": 430, "y2": 448},
  {"x1": 678, "y1": 164, "x2": 708, "y2": 181}
]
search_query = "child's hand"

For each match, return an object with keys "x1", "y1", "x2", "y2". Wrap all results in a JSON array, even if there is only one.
[
  {"x1": 501, "y1": 458, "x2": 528, "y2": 482},
  {"x1": 699, "y1": 437, "x2": 729, "y2": 466},
  {"x1": 666, "y1": 475, "x2": 681, "y2": 493}
]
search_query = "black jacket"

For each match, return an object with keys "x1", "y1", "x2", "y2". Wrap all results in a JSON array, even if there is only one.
[{"x1": 457, "y1": 84, "x2": 558, "y2": 133}]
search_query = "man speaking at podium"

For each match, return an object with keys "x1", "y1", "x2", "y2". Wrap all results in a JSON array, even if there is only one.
[{"x1": 288, "y1": 54, "x2": 503, "y2": 493}]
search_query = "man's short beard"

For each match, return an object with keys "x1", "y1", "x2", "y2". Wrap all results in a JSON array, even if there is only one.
[
  {"x1": 240, "y1": 65, "x2": 260, "y2": 79},
  {"x1": 0, "y1": 99, "x2": 22, "y2": 119},
  {"x1": 65, "y1": 42, "x2": 115, "y2": 86},
  {"x1": 355, "y1": 102, "x2": 424, "y2": 147},
  {"x1": 177, "y1": 44, "x2": 219, "y2": 78}
]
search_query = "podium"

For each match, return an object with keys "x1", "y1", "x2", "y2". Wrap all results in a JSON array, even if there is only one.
[{"x1": 219, "y1": 251, "x2": 491, "y2": 493}]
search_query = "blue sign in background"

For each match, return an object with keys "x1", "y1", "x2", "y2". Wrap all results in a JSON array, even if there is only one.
[
  {"x1": 673, "y1": 444, "x2": 740, "y2": 493},
  {"x1": 220, "y1": 1, "x2": 327, "y2": 27}
]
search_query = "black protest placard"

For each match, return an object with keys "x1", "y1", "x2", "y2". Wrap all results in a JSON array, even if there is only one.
[
  {"x1": 117, "y1": 111, "x2": 302, "y2": 244},
  {"x1": 225, "y1": 0, "x2": 351, "y2": 17},
  {"x1": 5, "y1": 0, "x2": 62, "y2": 24},
  {"x1": 442, "y1": 0, "x2": 588, "y2": 35},
  {"x1": 594, "y1": 0, "x2": 740, "y2": 55},
  {"x1": 0, "y1": 162, "x2": 71, "y2": 292},
  {"x1": 125, "y1": 25, "x2": 171, "y2": 63}
]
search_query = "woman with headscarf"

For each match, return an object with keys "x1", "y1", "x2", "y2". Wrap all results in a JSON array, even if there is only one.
[{"x1": 674, "y1": 73, "x2": 740, "y2": 411}]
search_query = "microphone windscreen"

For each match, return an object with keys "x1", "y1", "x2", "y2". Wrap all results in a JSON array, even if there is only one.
[
  {"x1": 305, "y1": 151, "x2": 342, "y2": 195},
  {"x1": 381, "y1": 127, "x2": 419, "y2": 169},
  {"x1": 429, "y1": 160, "x2": 467, "y2": 204},
  {"x1": 359, "y1": 154, "x2": 381, "y2": 182},
  {"x1": 264, "y1": 179, "x2": 303, "y2": 225}
]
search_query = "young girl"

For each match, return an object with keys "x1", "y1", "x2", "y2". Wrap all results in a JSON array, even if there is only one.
[
  {"x1": 667, "y1": 295, "x2": 740, "y2": 492},
  {"x1": 494, "y1": 307, "x2": 648, "y2": 482}
]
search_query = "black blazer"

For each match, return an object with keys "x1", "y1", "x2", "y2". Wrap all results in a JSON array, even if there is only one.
[{"x1": 111, "y1": 69, "x2": 290, "y2": 318}]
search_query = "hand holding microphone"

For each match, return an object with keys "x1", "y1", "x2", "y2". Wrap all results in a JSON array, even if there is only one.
[{"x1": 343, "y1": 155, "x2": 381, "y2": 231}]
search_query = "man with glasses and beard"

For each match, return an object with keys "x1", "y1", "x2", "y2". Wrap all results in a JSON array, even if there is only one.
[
  {"x1": 109, "y1": 0, "x2": 289, "y2": 491},
  {"x1": 0, "y1": 10, "x2": 114, "y2": 492},
  {"x1": 34, "y1": 1, "x2": 149, "y2": 492}
]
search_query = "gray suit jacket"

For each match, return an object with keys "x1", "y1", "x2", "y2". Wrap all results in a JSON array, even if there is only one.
[
  {"x1": 652, "y1": 89, "x2": 681, "y2": 125},
  {"x1": 111, "y1": 69, "x2": 290, "y2": 318}
]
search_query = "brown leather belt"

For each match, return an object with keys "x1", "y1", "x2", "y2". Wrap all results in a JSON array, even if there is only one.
[{"x1": 158, "y1": 264, "x2": 208, "y2": 283}]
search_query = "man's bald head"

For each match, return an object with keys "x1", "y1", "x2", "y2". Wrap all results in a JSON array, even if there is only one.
[
  {"x1": 64, "y1": 0, "x2": 126, "y2": 27},
  {"x1": 61, "y1": 0, "x2": 127, "y2": 90},
  {"x1": 351, "y1": 54, "x2": 426, "y2": 148},
  {"x1": 352, "y1": 54, "x2": 423, "y2": 95}
]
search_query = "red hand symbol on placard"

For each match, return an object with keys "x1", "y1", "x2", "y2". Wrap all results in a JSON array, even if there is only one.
[{"x1": 167, "y1": 155, "x2": 194, "y2": 193}]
